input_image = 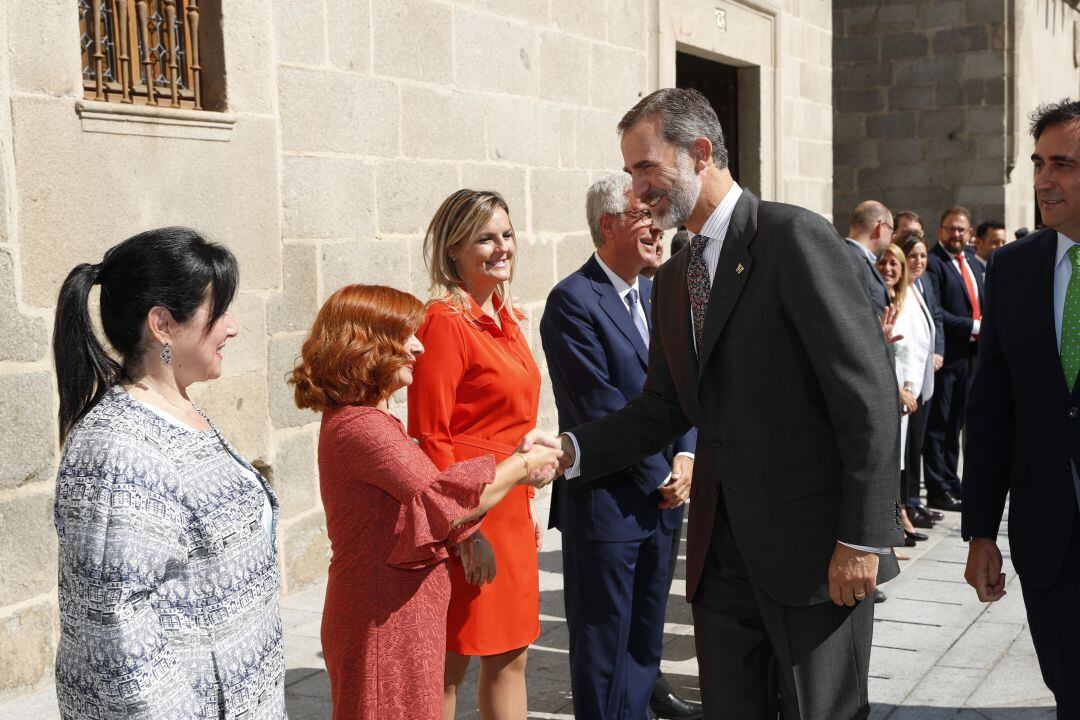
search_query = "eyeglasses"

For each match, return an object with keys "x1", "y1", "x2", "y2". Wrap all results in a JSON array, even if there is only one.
[
  {"x1": 878, "y1": 220, "x2": 894, "y2": 233},
  {"x1": 614, "y1": 209, "x2": 653, "y2": 225}
]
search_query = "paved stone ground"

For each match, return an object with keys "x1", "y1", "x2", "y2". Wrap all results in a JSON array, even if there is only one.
[{"x1": 1, "y1": 501, "x2": 1054, "y2": 719}]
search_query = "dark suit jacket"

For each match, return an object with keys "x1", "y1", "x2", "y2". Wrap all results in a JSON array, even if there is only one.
[
  {"x1": 541, "y1": 256, "x2": 696, "y2": 541},
  {"x1": 926, "y1": 244, "x2": 985, "y2": 364},
  {"x1": 571, "y1": 191, "x2": 903, "y2": 607},
  {"x1": 914, "y1": 273, "x2": 946, "y2": 357},
  {"x1": 962, "y1": 228, "x2": 1078, "y2": 590},
  {"x1": 846, "y1": 239, "x2": 890, "y2": 317}
]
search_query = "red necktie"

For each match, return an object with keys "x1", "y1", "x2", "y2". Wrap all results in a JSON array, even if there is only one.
[{"x1": 956, "y1": 253, "x2": 981, "y2": 323}]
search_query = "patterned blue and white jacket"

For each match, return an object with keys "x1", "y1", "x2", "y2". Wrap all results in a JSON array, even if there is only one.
[{"x1": 54, "y1": 387, "x2": 286, "y2": 720}]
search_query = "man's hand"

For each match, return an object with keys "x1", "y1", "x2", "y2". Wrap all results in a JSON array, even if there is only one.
[
  {"x1": 933, "y1": 353, "x2": 944, "y2": 372},
  {"x1": 899, "y1": 387, "x2": 917, "y2": 415},
  {"x1": 659, "y1": 455, "x2": 693, "y2": 509},
  {"x1": 557, "y1": 434, "x2": 576, "y2": 473},
  {"x1": 880, "y1": 306, "x2": 904, "y2": 345},
  {"x1": 828, "y1": 543, "x2": 880, "y2": 606},
  {"x1": 517, "y1": 428, "x2": 561, "y2": 452},
  {"x1": 461, "y1": 532, "x2": 497, "y2": 585},
  {"x1": 964, "y1": 538, "x2": 1007, "y2": 602}
]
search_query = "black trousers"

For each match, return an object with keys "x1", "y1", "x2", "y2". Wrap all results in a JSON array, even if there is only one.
[
  {"x1": 692, "y1": 510, "x2": 873, "y2": 720},
  {"x1": 923, "y1": 352, "x2": 973, "y2": 498},
  {"x1": 901, "y1": 399, "x2": 928, "y2": 507},
  {"x1": 1021, "y1": 506, "x2": 1080, "y2": 719}
]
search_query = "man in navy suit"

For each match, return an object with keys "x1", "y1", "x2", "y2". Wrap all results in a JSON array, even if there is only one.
[
  {"x1": 963, "y1": 99, "x2": 1080, "y2": 716},
  {"x1": 923, "y1": 205, "x2": 985, "y2": 511},
  {"x1": 541, "y1": 173, "x2": 699, "y2": 720}
]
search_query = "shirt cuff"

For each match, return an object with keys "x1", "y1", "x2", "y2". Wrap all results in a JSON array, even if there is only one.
[
  {"x1": 971, "y1": 318, "x2": 981, "y2": 337},
  {"x1": 839, "y1": 541, "x2": 892, "y2": 554},
  {"x1": 675, "y1": 451, "x2": 695, "y2": 461},
  {"x1": 563, "y1": 432, "x2": 582, "y2": 479}
]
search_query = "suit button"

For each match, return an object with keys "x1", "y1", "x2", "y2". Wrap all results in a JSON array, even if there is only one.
[{"x1": 1068, "y1": 407, "x2": 1079, "y2": 419}]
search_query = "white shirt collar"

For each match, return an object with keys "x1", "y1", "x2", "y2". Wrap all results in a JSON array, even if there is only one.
[
  {"x1": 1056, "y1": 231, "x2": 1079, "y2": 269},
  {"x1": 697, "y1": 182, "x2": 743, "y2": 241},
  {"x1": 593, "y1": 252, "x2": 638, "y2": 298}
]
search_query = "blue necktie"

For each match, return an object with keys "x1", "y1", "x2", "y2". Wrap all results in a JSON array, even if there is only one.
[{"x1": 626, "y1": 288, "x2": 650, "y2": 347}]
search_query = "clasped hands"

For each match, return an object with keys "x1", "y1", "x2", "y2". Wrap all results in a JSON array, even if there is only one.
[{"x1": 512, "y1": 428, "x2": 566, "y2": 489}]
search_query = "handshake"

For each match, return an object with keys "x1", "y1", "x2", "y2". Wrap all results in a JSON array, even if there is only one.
[{"x1": 511, "y1": 429, "x2": 577, "y2": 489}]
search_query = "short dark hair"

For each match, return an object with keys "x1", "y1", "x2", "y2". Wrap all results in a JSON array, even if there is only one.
[
  {"x1": 939, "y1": 205, "x2": 972, "y2": 227},
  {"x1": 975, "y1": 219, "x2": 1005, "y2": 238},
  {"x1": 1030, "y1": 99, "x2": 1080, "y2": 140},
  {"x1": 894, "y1": 210, "x2": 923, "y2": 227},
  {"x1": 617, "y1": 88, "x2": 729, "y2": 169},
  {"x1": 896, "y1": 229, "x2": 927, "y2": 256}
]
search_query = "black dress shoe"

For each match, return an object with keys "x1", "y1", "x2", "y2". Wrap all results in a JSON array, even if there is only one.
[
  {"x1": 927, "y1": 491, "x2": 962, "y2": 511},
  {"x1": 873, "y1": 588, "x2": 887, "y2": 603},
  {"x1": 913, "y1": 502, "x2": 945, "y2": 521},
  {"x1": 651, "y1": 675, "x2": 703, "y2": 719},
  {"x1": 905, "y1": 530, "x2": 928, "y2": 542},
  {"x1": 907, "y1": 506, "x2": 935, "y2": 529}
]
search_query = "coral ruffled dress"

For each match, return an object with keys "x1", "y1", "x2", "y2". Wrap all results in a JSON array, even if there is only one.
[
  {"x1": 318, "y1": 405, "x2": 494, "y2": 720},
  {"x1": 408, "y1": 297, "x2": 543, "y2": 656}
]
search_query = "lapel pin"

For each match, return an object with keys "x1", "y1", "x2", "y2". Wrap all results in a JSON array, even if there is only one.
[{"x1": 736, "y1": 263, "x2": 745, "y2": 275}]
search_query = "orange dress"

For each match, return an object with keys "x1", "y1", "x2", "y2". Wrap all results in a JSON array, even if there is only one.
[
  {"x1": 318, "y1": 405, "x2": 494, "y2": 719},
  {"x1": 408, "y1": 296, "x2": 543, "y2": 656}
]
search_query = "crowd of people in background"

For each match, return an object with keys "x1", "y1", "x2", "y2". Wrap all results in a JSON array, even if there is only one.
[{"x1": 46, "y1": 90, "x2": 1080, "y2": 720}]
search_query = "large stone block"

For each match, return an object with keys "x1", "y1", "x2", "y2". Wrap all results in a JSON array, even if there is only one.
[
  {"x1": 268, "y1": 335, "x2": 321, "y2": 430},
  {"x1": 0, "y1": 250, "x2": 48, "y2": 363},
  {"x1": 878, "y1": 139, "x2": 923, "y2": 165},
  {"x1": 0, "y1": 489, "x2": 57, "y2": 606},
  {"x1": 530, "y1": 169, "x2": 591, "y2": 234},
  {"x1": 281, "y1": 510, "x2": 331, "y2": 593},
  {"x1": 13, "y1": 97, "x2": 282, "y2": 305},
  {"x1": 918, "y1": 109, "x2": 965, "y2": 138},
  {"x1": 608, "y1": 0, "x2": 648, "y2": 49},
  {"x1": 320, "y1": 239, "x2": 412, "y2": 300},
  {"x1": 0, "y1": 601, "x2": 54, "y2": 692},
  {"x1": 406, "y1": 237, "x2": 432, "y2": 300},
  {"x1": 327, "y1": 0, "x2": 372, "y2": 72},
  {"x1": 967, "y1": 106, "x2": 1005, "y2": 135},
  {"x1": 267, "y1": 244, "x2": 319, "y2": 335},
  {"x1": 837, "y1": 88, "x2": 884, "y2": 114},
  {"x1": 0, "y1": 373, "x2": 55, "y2": 491},
  {"x1": 269, "y1": 428, "x2": 320, "y2": 521},
  {"x1": 835, "y1": 61, "x2": 893, "y2": 88},
  {"x1": 400, "y1": 87, "x2": 487, "y2": 162},
  {"x1": 221, "y1": 291, "x2": 267, "y2": 378},
  {"x1": 894, "y1": 55, "x2": 961, "y2": 86},
  {"x1": 931, "y1": 26, "x2": 988, "y2": 55},
  {"x1": 962, "y1": 50, "x2": 1006, "y2": 80},
  {"x1": 456, "y1": 0, "x2": 549, "y2": 23},
  {"x1": 272, "y1": 0, "x2": 326, "y2": 65},
  {"x1": 539, "y1": 32, "x2": 591, "y2": 106},
  {"x1": 556, "y1": 233, "x2": 596, "y2": 280},
  {"x1": 460, "y1": 165, "x2": 528, "y2": 223},
  {"x1": 590, "y1": 45, "x2": 647, "y2": 114},
  {"x1": 799, "y1": 63, "x2": 832, "y2": 105},
  {"x1": 219, "y1": 0, "x2": 277, "y2": 115},
  {"x1": 835, "y1": 35, "x2": 880, "y2": 63},
  {"x1": 376, "y1": 161, "x2": 460, "y2": 235},
  {"x1": 889, "y1": 85, "x2": 936, "y2": 112},
  {"x1": 509, "y1": 233, "x2": 557, "y2": 303},
  {"x1": 10, "y1": 0, "x2": 82, "y2": 95},
  {"x1": 372, "y1": 0, "x2": 453, "y2": 83},
  {"x1": 834, "y1": 139, "x2": 876, "y2": 168},
  {"x1": 282, "y1": 155, "x2": 376, "y2": 240},
  {"x1": 917, "y1": 0, "x2": 964, "y2": 28},
  {"x1": 944, "y1": 158, "x2": 1005, "y2": 186},
  {"x1": 964, "y1": 0, "x2": 1006, "y2": 24},
  {"x1": 487, "y1": 97, "x2": 561, "y2": 166},
  {"x1": 550, "y1": 0, "x2": 608, "y2": 41},
  {"x1": 574, "y1": 109, "x2": 624, "y2": 171},
  {"x1": 843, "y1": 3, "x2": 918, "y2": 35},
  {"x1": 278, "y1": 67, "x2": 399, "y2": 154},
  {"x1": 189, "y1": 371, "x2": 271, "y2": 464},
  {"x1": 456, "y1": 9, "x2": 538, "y2": 96},
  {"x1": 857, "y1": 161, "x2": 944, "y2": 192},
  {"x1": 881, "y1": 32, "x2": 930, "y2": 60},
  {"x1": 867, "y1": 112, "x2": 916, "y2": 139},
  {"x1": 559, "y1": 108, "x2": 577, "y2": 169}
]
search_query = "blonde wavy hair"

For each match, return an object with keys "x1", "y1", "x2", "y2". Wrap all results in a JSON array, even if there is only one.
[
  {"x1": 877, "y1": 243, "x2": 910, "y2": 314},
  {"x1": 423, "y1": 189, "x2": 519, "y2": 317}
]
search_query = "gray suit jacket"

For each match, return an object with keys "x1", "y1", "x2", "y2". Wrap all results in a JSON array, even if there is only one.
[
  {"x1": 845, "y1": 239, "x2": 891, "y2": 318},
  {"x1": 572, "y1": 191, "x2": 903, "y2": 607}
]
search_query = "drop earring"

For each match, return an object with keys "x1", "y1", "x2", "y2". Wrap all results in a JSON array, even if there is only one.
[{"x1": 160, "y1": 342, "x2": 173, "y2": 366}]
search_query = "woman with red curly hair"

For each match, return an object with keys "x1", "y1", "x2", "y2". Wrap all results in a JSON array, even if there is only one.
[{"x1": 289, "y1": 284, "x2": 560, "y2": 720}]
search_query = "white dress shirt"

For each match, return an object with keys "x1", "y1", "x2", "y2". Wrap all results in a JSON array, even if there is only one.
[{"x1": 942, "y1": 247, "x2": 982, "y2": 337}]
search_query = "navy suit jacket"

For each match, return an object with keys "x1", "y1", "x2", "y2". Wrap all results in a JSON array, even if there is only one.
[
  {"x1": 926, "y1": 244, "x2": 985, "y2": 364},
  {"x1": 913, "y1": 272, "x2": 946, "y2": 357},
  {"x1": 845, "y1": 239, "x2": 890, "y2": 317},
  {"x1": 962, "y1": 228, "x2": 1078, "y2": 590},
  {"x1": 540, "y1": 255, "x2": 696, "y2": 541}
]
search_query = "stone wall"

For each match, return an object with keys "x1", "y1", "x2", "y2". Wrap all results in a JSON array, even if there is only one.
[{"x1": 0, "y1": 0, "x2": 835, "y2": 699}]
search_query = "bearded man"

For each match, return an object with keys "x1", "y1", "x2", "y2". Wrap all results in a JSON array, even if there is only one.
[{"x1": 555, "y1": 88, "x2": 903, "y2": 720}]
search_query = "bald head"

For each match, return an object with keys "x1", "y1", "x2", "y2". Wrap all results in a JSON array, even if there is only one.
[{"x1": 848, "y1": 200, "x2": 894, "y2": 255}]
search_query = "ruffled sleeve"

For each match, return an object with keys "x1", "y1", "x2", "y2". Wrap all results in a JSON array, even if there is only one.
[{"x1": 387, "y1": 455, "x2": 496, "y2": 569}]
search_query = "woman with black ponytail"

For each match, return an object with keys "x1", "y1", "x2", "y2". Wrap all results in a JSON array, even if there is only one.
[{"x1": 52, "y1": 227, "x2": 285, "y2": 720}]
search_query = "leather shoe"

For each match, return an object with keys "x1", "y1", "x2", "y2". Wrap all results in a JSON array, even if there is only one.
[
  {"x1": 912, "y1": 502, "x2": 944, "y2": 521},
  {"x1": 651, "y1": 675, "x2": 703, "y2": 719},
  {"x1": 873, "y1": 588, "x2": 887, "y2": 603},
  {"x1": 927, "y1": 491, "x2": 962, "y2": 511},
  {"x1": 907, "y1": 504, "x2": 936, "y2": 528},
  {"x1": 905, "y1": 530, "x2": 928, "y2": 542}
]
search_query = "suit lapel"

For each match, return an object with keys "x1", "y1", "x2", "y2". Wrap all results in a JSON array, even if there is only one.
[
  {"x1": 698, "y1": 191, "x2": 758, "y2": 382},
  {"x1": 587, "y1": 256, "x2": 649, "y2": 367}
]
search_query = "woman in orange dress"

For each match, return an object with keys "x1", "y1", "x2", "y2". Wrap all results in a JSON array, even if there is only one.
[
  {"x1": 409, "y1": 190, "x2": 547, "y2": 719},
  {"x1": 288, "y1": 284, "x2": 560, "y2": 720}
]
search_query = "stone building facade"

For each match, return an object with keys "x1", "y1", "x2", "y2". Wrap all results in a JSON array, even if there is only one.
[
  {"x1": 0, "y1": 0, "x2": 834, "y2": 697},
  {"x1": 833, "y1": 0, "x2": 1080, "y2": 232}
]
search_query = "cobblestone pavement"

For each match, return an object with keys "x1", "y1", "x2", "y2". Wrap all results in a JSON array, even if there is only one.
[{"x1": 1, "y1": 501, "x2": 1054, "y2": 719}]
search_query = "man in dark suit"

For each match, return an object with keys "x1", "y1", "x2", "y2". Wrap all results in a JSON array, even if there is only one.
[
  {"x1": 555, "y1": 88, "x2": 902, "y2": 720},
  {"x1": 923, "y1": 205, "x2": 985, "y2": 511},
  {"x1": 541, "y1": 173, "x2": 700, "y2": 720},
  {"x1": 844, "y1": 200, "x2": 894, "y2": 318},
  {"x1": 963, "y1": 99, "x2": 1080, "y2": 717}
]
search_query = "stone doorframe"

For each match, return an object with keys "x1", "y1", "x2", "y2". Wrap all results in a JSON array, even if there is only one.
[{"x1": 654, "y1": 0, "x2": 782, "y2": 201}]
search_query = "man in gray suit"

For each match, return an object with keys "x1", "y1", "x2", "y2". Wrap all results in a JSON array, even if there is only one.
[
  {"x1": 845, "y1": 200, "x2": 894, "y2": 317},
  {"x1": 555, "y1": 88, "x2": 903, "y2": 719}
]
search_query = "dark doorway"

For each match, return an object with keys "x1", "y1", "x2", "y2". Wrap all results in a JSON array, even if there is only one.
[{"x1": 676, "y1": 51, "x2": 741, "y2": 184}]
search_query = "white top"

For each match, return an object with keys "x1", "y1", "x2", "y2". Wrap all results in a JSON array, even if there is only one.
[
  {"x1": 892, "y1": 284, "x2": 935, "y2": 401},
  {"x1": 135, "y1": 396, "x2": 275, "y2": 543}
]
